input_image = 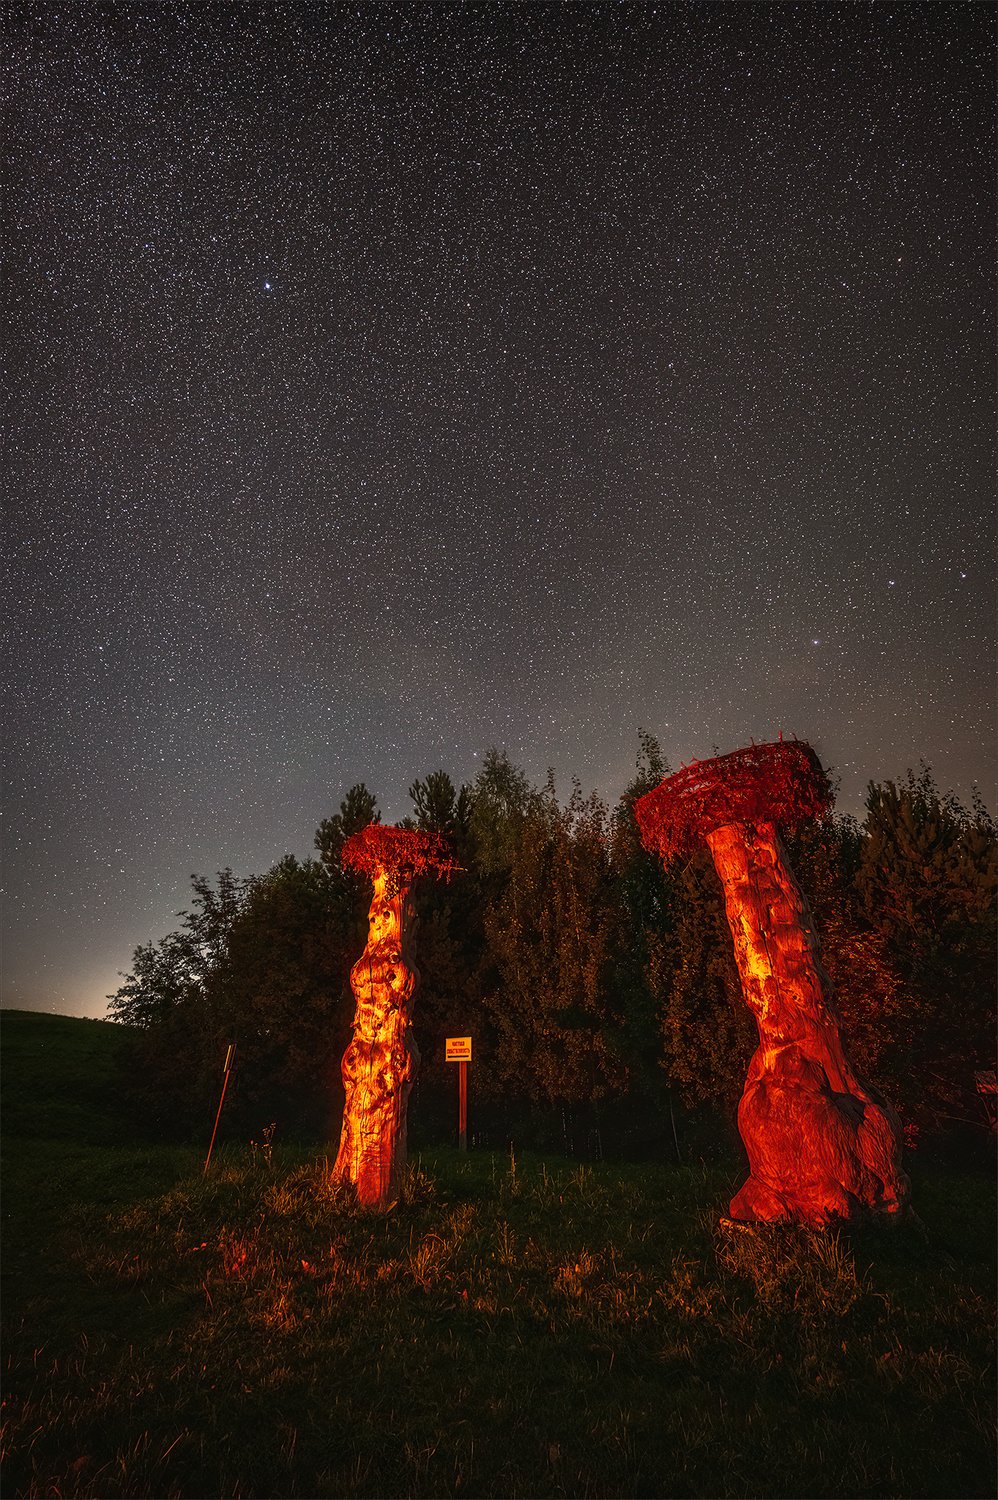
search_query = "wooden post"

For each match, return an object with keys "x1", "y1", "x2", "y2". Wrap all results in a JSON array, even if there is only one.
[
  {"x1": 204, "y1": 1043, "x2": 235, "y2": 1174},
  {"x1": 446, "y1": 1036, "x2": 472, "y2": 1152},
  {"x1": 459, "y1": 1059, "x2": 468, "y2": 1152}
]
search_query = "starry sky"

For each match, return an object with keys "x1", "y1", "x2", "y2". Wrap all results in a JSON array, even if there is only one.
[{"x1": 4, "y1": 3, "x2": 994, "y2": 1019}]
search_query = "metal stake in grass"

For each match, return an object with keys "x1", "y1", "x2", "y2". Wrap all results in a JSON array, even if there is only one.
[{"x1": 203, "y1": 1042, "x2": 235, "y2": 1174}]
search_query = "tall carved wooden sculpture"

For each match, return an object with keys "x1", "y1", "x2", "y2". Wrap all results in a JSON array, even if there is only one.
[
  {"x1": 635, "y1": 740, "x2": 909, "y2": 1225},
  {"x1": 332, "y1": 824, "x2": 456, "y2": 1209}
]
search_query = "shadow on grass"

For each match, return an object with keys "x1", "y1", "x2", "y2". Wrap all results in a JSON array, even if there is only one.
[{"x1": 2, "y1": 1138, "x2": 995, "y2": 1499}]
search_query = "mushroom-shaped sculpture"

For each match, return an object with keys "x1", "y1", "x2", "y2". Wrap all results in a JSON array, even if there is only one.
[
  {"x1": 332, "y1": 824, "x2": 458, "y2": 1209},
  {"x1": 635, "y1": 740, "x2": 909, "y2": 1224}
]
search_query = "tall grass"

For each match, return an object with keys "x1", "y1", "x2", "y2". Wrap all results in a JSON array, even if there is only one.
[
  {"x1": 2, "y1": 1013, "x2": 994, "y2": 1497},
  {"x1": 3, "y1": 1141, "x2": 995, "y2": 1499}
]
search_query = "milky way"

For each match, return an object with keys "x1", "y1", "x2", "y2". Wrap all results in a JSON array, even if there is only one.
[{"x1": 4, "y1": 4, "x2": 993, "y2": 1017}]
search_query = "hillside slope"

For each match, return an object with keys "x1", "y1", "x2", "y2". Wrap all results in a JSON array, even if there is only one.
[{"x1": 1, "y1": 1009, "x2": 132, "y2": 1144}]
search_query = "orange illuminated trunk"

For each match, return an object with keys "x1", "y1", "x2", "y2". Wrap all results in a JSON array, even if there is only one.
[
  {"x1": 332, "y1": 823, "x2": 455, "y2": 1211},
  {"x1": 635, "y1": 740, "x2": 909, "y2": 1224},
  {"x1": 706, "y1": 820, "x2": 908, "y2": 1224},
  {"x1": 332, "y1": 868, "x2": 420, "y2": 1209}
]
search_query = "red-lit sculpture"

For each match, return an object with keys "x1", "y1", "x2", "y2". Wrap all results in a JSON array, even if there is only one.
[
  {"x1": 635, "y1": 740, "x2": 909, "y2": 1224},
  {"x1": 332, "y1": 824, "x2": 457, "y2": 1209}
]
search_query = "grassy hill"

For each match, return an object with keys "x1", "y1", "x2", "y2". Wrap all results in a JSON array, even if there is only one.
[
  {"x1": 1, "y1": 1008, "x2": 133, "y2": 1144},
  {"x1": 1, "y1": 1011, "x2": 995, "y2": 1498}
]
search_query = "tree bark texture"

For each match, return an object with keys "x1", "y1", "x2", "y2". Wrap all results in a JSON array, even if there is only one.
[
  {"x1": 332, "y1": 870, "x2": 420, "y2": 1209},
  {"x1": 706, "y1": 820, "x2": 909, "y2": 1225}
]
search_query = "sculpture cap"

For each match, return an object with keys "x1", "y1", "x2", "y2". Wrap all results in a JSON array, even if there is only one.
[
  {"x1": 341, "y1": 822, "x2": 459, "y2": 880},
  {"x1": 633, "y1": 739, "x2": 832, "y2": 863}
]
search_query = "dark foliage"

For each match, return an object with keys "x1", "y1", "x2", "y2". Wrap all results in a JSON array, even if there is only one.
[
  {"x1": 109, "y1": 748, "x2": 996, "y2": 1154},
  {"x1": 855, "y1": 769, "x2": 996, "y2": 1134}
]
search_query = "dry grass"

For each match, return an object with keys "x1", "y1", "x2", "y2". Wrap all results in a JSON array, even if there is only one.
[{"x1": 2, "y1": 1141, "x2": 995, "y2": 1499}]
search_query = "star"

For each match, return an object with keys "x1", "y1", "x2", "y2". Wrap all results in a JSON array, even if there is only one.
[{"x1": 2, "y1": 2, "x2": 992, "y2": 1019}]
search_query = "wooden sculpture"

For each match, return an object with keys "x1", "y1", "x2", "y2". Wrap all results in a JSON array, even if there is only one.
[
  {"x1": 332, "y1": 823, "x2": 457, "y2": 1209},
  {"x1": 635, "y1": 740, "x2": 909, "y2": 1224}
]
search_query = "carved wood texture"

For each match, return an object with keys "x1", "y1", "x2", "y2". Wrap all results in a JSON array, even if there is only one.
[
  {"x1": 332, "y1": 870, "x2": 420, "y2": 1209},
  {"x1": 706, "y1": 820, "x2": 909, "y2": 1224}
]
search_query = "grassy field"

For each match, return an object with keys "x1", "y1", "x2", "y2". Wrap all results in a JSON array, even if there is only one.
[{"x1": 2, "y1": 1010, "x2": 995, "y2": 1499}]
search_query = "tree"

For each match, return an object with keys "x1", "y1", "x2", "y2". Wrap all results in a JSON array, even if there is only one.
[
  {"x1": 107, "y1": 869, "x2": 248, "y2": 1133},
  {"x1": 212, "y1": 855, "x2": 352, "y2": 1137},
  {"x1": 108, "y1": 867, "x2": 247, "y2": 1029},
  {"x1": 404, "y1": 770, "x2": 484, "y2": 1118},
  {"x1": 469, "y1": 748, "x2": 539, "y2": 875},
  {"x1": 607, "y1": 732, "x2": 681, "y2": 1133},
  {"x1": 108, "y1": 785, "x2": 384, "y2": 1141},
  {"x1": 408, "y1": 769, "x2": 474, "y2": 846},
  {"x1": 656, "y1": 851, "x2": 750, "y2": 1109},
  {"x1": 314, "y1": 782, "x2": 383, "y2": 957},
  {"x1": 784, "y1": 814, "x2": 907, "y2": 1114},
  {"x1": 483, "y1": 776, "x2": 628, "y2": 1113},
  {"x1": 610, "y1": 732, "x2": 750, "y2": 1115},
  {"x1": 315, "y1": 783, "x2": 380, "y2": 875},
  {"x1": 108, "y1": 933, "x2": 198, "y2": 1030},
  {"x1": 855, "y1": 768, "x2": 997, "y2": 1132}
]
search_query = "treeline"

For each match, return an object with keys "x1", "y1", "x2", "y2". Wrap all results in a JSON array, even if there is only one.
[{"x1": 109, "y1": 740, "x2": 996, "y2": 1156}]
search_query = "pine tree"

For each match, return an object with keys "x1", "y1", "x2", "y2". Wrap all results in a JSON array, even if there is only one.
[
  {"x1": 656, "y1": 850, "x2": 750, "y2": 1109},
  {"x1": 405, "y1": 769, "x2": 484, "y2": 1113},
  {"x1": 609, "y1": 731, "x2": 677, "y2": 1121},
  {"x1": 211, "y1": 855, "x2": 352, "y2": 1136},
  {"x1": 408, "y1": 769, "x2": 474, "y2": 847},
  {"x1": 856, "y1": 768, "x2": 996, "y2": 1131},
  {"x1": 314, "y1": 783, "x2": 382, "y2": 949},
  {"x1": 483, "y1": 777, "x2": 628, "y2": 1112},
  {"x1": 314, "y1": 783, "x2": 380, "y2": 874}
]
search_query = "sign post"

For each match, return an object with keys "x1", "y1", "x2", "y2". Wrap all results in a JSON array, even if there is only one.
[
  {"x1": 446, "y1": 1037, "x2": 472, "y2": 1152},
  {"x1": 203, "y1": 1043, "x2": 235, "y2": 1174}
]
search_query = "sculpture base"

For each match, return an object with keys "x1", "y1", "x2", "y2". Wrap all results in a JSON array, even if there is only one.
[
  {"x1": 730, "y1": 1053, "x2": 909, "y2": 1225},
  {"x1": 704, "y1": 820, "x2": 909, "y2": 1227}
]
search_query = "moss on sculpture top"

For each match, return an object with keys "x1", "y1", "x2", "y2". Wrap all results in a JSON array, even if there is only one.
[
  {"x1": 341, "y1": 823, "x2": 458, "y2": 882},
  {"x1": 633, "y1": 739, "x2": 832, "y2": 864}
]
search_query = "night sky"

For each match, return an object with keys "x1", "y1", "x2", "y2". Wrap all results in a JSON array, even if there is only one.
[{"x1": 4, "y1": 3, "x2": 993, "y2": 1020}]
